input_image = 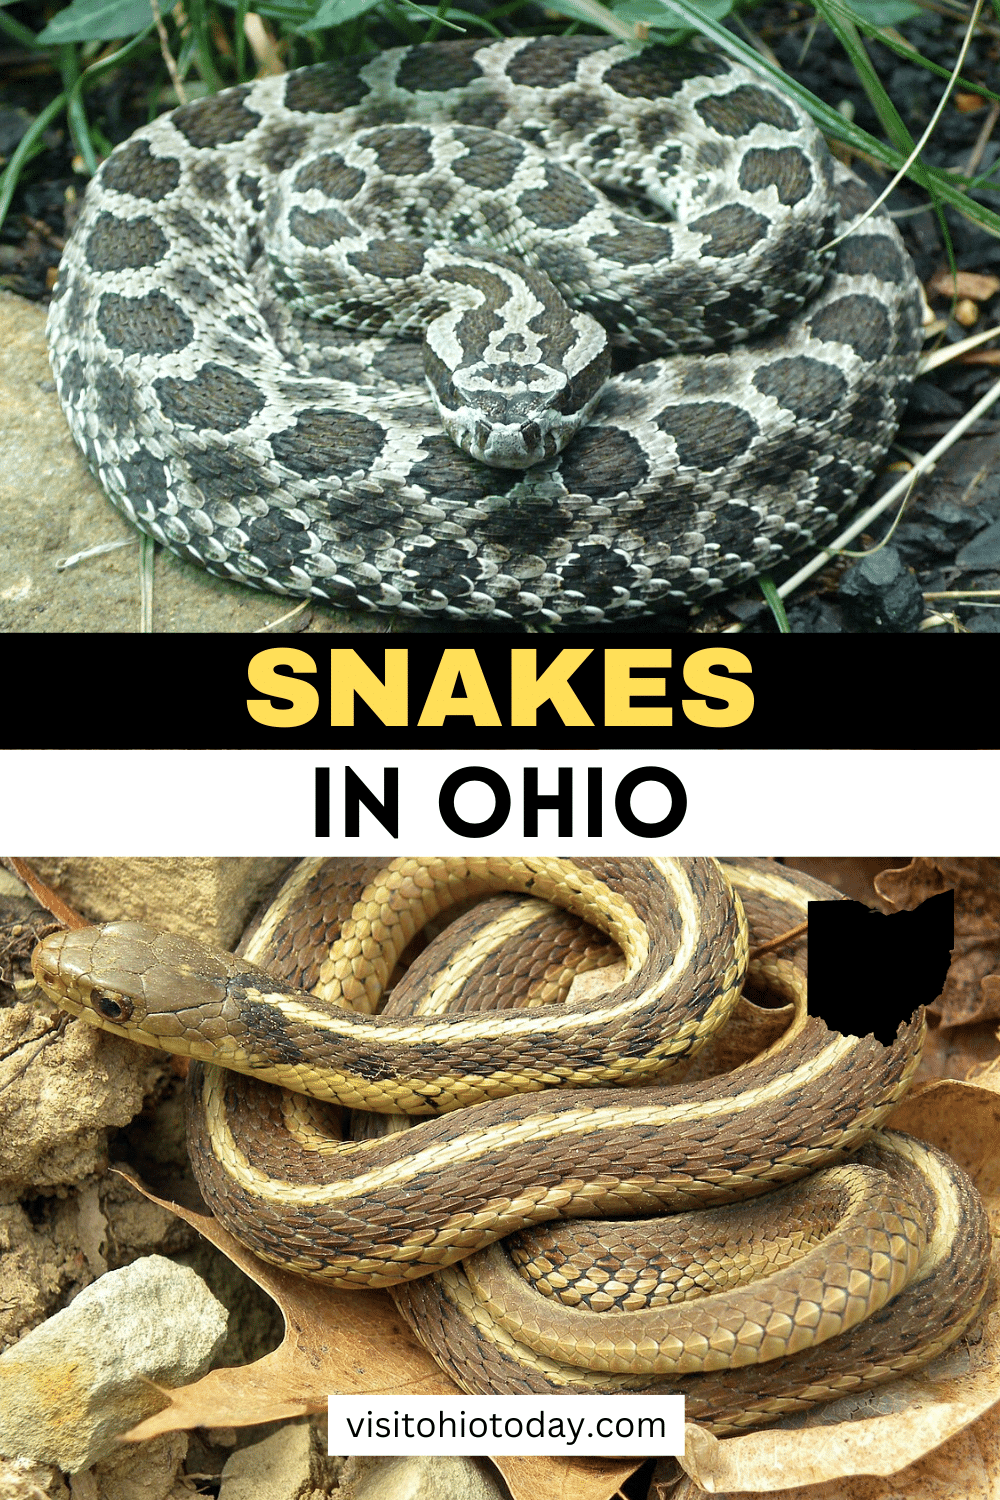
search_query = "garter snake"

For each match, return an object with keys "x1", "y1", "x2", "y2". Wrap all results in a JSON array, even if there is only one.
[{"x1": 30, "y1": 856, "x2": 991, "y2": 1431}]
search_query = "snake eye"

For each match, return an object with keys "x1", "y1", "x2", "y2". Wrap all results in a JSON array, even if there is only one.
[{"x1": 96, "y1": 993, "x2": 133, "y2": 1022}]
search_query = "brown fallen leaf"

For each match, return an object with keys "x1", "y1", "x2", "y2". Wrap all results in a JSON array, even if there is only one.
[
  {"x1": 120, "y1": 1180, "x2": 638, "y2": 1500},
  {"x1": 926, "y1": 269, "x2": 1000, "y2": 303},
  {"x1": 120, "y1": 1179, "x2": 456, "y2": 1424},
  {"x1": 875, "y1": 859, "x2": 1000, "y2": 1026},
  {"x1": 779, "y1": 859, "x2": 910, "y2": 910}
]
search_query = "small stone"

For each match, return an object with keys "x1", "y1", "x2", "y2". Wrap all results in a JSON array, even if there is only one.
[
  {"x1": 0, "y1": 1257, "x2": 228, "y2": 1472},
  {"x1": 219, "y1": 1422, "x2": 319, "y2": 1500},
  {"x1": 343, "y1": 1455, "x2": 508, "y2": 1500},
  {"x1": 0, "y1": 1456, "x2": 70, "y2": 1500},
  {"x1": 956, "y1": 518, "x2": 1000, "y2": 570},
  {"x1": 839, "y1": 546, "x2": 924, "y2": 632},
  {"x1": 91, "y1": 1431, "x2": 188, "y2": 1500}
]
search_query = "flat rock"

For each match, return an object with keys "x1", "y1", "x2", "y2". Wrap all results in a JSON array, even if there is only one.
[
  {"x1": 218, "y1": 1423, "x2": 312, "y2": 1500},
  {"x1": 0, "y1": 292, "x2": 371, "y2": 632},
  {"x1": 219, "y1": 1421, "x2": 343, "y2": 1500}
]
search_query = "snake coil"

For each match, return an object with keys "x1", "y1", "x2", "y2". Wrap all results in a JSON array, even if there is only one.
[
  {"x1": 45, "y1": 38, "x2": 923, "y2": 622},
  {"x1": 31, "y1": 856, "x2": 991, "y2": 1433}
]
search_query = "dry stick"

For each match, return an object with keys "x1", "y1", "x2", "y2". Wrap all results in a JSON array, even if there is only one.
[
  {"x1": 1, "y1": 857, "x2": 88, "y2": 929},
  {"x1": 921, "y1": 323, "x2": 1000, "y2": 370},
  {"x1": 749, "y1": 921, "x2": 809, "y2": 961},
  {"x1": 56, "y1": 537, "x2": 135, "y2": 571},
  {"x1": 139, "y1": 533, "x2": 155, "y2": 632},
  {"x1": 924, "y1": 588, "x2": 1000, "y2": 599},
  {"x1": 149, "y1": 0, "x2": 187, "y2": 105},
  {"x1": 964, "y1": 99, "x2": 1000, "y2": 176},
  {"x1": 258, "y1": 599, "x2": 310, "y2": 632},
  {"x1": 243, "y1": 11, "x2": 286, "y2": 75}
]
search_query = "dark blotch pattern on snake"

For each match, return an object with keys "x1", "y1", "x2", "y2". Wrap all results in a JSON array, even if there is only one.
[{"x1": 46, "y1": 36, "x2": 924, "y2": 624}]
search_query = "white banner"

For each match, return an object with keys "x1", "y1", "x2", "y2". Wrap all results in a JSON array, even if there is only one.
[
  {"x1": 327, "y1": 1393, "x2": 684, "y2": 1456},
  {"x1": 3, "y1": 749, "x2": 997, "y2": 853}
]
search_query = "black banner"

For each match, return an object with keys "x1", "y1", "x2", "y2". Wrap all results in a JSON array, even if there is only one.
[{"x1": 5, "y1": 632, "x2": 990, "y2": 750}]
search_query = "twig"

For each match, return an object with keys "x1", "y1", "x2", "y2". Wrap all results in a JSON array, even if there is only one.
[
  {"x1": 257, "y1": 599, "x2": 310, "y2": 632},
  {"x1": 964, "y1": 99, "x2": 1000, "y2": 176},
  {"x1": 1, "y1": 858, "x2": 88, "y2": 929},
  {"x1": 149, "y1": 0, "x2": 187, "y2": 105},
  {"x1": 749, "y1": 921, "x2": 809, "y2": 960}
]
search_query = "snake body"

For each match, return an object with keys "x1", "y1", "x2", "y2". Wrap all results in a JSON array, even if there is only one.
[
  {"x1": 45, "y1": 38, "x2": 924, "y2": 623},
  {"x1": 30, "y1": 857, "x2": 990, "y2": 1432},
  {"x1": 394, "y1": 1131, "x2": 990, "y2": 1434}
]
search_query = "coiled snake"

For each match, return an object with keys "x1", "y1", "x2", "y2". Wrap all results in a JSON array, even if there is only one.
[
  {"x1": 45, "y1": 38, "x2": 925, "y2": 623},
  {"x1": 31, "y1": 857, "x2": 989, "y2": 1433}
]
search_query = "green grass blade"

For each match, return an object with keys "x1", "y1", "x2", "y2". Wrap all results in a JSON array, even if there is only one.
[
  {"x1": 0, "y1": 92, "x2": 68, "y2": 232},
  {"x1": 759, "y1": 575, "x2": 792, "y2": 632}
]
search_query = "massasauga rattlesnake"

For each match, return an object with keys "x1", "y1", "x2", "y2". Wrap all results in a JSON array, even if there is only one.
[{"x1": 46, "y1": 35, "x2": 924, "y2": 625}]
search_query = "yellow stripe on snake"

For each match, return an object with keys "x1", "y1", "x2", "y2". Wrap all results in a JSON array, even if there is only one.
[{"x1": 30, "y1": 857, "x2": 991, "y2": 1435}]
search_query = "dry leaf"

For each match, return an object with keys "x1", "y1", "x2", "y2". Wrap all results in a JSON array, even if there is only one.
[
  {"x1": 926, "y1": 269, "x2": 1000, "y2": 303},
  {"x1": 875, "y1": 860, "x2": 1000, "y2": 1026},
  {"x1": 780, "y1": 860, "x2": 910, "y2": 910},
  {"x1": 920, "y1": 1020, "x2": 1000, "y2": 1087},
  {"x1": 120, "y1": 1181, "x2": 637, "y2": 1500},
  {"x1": 675, "y1": 1078, "x2": 1000, "y2": 1496},
  {"x1": 120, "y1": 1182, "x2": 456, "y2": 1427}
]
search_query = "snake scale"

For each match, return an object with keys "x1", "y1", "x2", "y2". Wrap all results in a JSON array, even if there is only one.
[
  {"x1": 31, "y1": 857, "x2": 990, "y2": 1433},
  {"x1": 45, "y1": 37, "x2": 925, "y2": 623}
]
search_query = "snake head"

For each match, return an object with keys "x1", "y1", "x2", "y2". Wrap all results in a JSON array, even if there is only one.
[
  {"x1": 423, "y1": 252, "x2": 611, "y2": 469},
  {"x1": 31, "y1": 921, "x2": 276, "y2": 1062}
]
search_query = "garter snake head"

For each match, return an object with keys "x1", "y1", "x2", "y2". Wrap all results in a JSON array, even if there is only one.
[{"x1": 31, "y1": 920, "x2": 291, "y2": 1062}]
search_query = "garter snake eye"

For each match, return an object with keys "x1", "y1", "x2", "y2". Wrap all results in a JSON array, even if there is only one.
[{"x1": 95, "y1": 992, "x2": 133, "y2": 1022}]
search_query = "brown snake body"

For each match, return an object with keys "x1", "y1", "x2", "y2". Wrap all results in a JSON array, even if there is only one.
[{"x1": 30, "y1": 856, "x2": 991, "y2": 1432}]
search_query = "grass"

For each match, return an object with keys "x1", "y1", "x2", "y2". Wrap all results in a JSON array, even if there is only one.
[{"x1": 2, "y1": 0, "x2": 999, "y2": 241}]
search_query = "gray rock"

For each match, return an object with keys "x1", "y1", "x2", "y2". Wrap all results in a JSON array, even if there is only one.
[
  {"x1": 344, "y1": 1455, "x2": 510, "y2": 1500},
  {"x1": 218, "y1": 1424, "x2": 312, "y2": 1500},
  {"x1": 0, "y1": 1456, "x2": 70, "y2": 1500},
  {"x1": 0, "y1": 1257, "x2": 227, "y2": 1472},
  {"x1": 220, "y1": 1421, "x2": 344, "y2": 1500},
  {"x1": 839, "y1": 545, "x2": 924, "y2": 632}
]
